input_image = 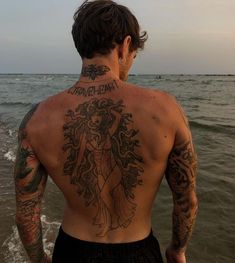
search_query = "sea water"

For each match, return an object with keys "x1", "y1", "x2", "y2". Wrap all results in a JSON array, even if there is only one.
[{"x1": 0, "y1": 74, "x2": 234, "y2": 263}]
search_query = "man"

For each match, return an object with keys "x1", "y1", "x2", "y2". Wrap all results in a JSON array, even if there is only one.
[{"x1": 14, "y1": 1, "x2": 198, "y2": 262}]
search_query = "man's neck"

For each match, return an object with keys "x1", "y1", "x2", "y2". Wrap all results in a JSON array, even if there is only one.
[{"x1": 79, "y1": 56, "x2": 120, "y2": 83}]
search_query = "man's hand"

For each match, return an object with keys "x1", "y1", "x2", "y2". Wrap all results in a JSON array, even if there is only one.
[
  {"x1": 41, "y1": 253, "x2": 52, "y2": 263},
  {"x1": 166, "y1": 246, "x2": 186, "y2": 263}
]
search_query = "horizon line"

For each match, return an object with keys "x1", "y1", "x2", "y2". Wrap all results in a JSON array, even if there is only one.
[{"x1": 0, "y1": 73, "x2": 235, "y2": 76}]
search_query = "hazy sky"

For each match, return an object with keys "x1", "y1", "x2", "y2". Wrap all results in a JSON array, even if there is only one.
[{"x1": 0, "y1": 0, "x2": 235, "y2": 74}]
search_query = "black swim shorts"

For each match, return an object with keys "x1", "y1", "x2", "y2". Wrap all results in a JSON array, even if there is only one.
[{"x1": 52, "y1": 227, "x2": 164, "y2": 263}]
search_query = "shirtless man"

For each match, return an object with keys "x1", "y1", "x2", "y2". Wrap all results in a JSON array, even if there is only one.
[{"x1": 14, "y1": 1, "x2": 198, "y2": 262}]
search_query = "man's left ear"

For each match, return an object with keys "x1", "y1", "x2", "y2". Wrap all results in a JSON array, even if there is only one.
[
  {"x1": 123, "y1": 35, "x2": 132, "y2": 53},
  {"x1": 118, "y1": 35, "x2": 132, "y2": 61},
  {"x1": 123, "y1": 35, "x2": 132, "y2": 46}
]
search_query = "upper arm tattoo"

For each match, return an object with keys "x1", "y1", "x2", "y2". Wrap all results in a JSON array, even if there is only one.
[
  {"x1": 62, "y1": 98, "x2": 144, "y2": 236},
  {"x1": 166, "y1": 140, "x2": 198, "y2": 251},
  {"x1": 15, "y1": 103, "x2": 47, "y2": 196},
  {"x1": 166, "y1": 141, "x2": 197, "y2": 195}
]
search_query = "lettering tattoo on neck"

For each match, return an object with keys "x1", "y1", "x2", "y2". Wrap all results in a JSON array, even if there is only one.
[
  {"x1": 62, "y1": 98, "x2": 144, "y2": 237},
  {"x1": 81, "y1": 64, "x2": 111, "y2": 80},
  {"x1": 68, "y1": 80, "x2": 118, "y2": 97}
]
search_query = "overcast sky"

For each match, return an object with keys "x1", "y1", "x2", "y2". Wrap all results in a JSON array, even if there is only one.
[{"x1": 0, "y1": 0, "x2": 235, "y2": 74}]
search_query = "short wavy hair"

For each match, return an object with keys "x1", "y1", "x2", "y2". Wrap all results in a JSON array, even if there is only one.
[{"x1": 72, "y1": 0, "x2": 148, "y2": 59}]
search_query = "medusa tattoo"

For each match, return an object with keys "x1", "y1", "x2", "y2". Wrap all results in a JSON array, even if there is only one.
[{"x1": 63, "y1": 98, "x2": 144, "y2": 236}]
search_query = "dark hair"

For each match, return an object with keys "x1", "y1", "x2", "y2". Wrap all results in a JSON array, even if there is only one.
[{"x1": 72, "y1": 0, "x2": 147, "y2": 58}]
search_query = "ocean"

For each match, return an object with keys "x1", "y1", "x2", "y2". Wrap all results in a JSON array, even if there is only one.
[{"x1": 0, "y1": 74, "x2": 234, "y2": 263}]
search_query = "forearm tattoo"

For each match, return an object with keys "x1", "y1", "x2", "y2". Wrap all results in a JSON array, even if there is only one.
[
  {"x1": 14, "y1": 103, "x2": 48, "y2": 262},
  {"x1": 166, "y1": 140, "x2": 198, "y2": 251},
  {"x1": 16, "y1": 195, "x2": 44, "y2": 262},
  {"x1": 63, "y1": 98, "x2": 144, "y2": 237}
]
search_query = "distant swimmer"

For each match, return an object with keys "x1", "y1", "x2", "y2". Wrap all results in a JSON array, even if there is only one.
[{"x1": 14, "y1": 1, "x2": 198, "y2": 263}]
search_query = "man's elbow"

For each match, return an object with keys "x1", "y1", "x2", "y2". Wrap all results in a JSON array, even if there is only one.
[
  {"x1": 15, "y1": 211, "x2": 28, "y2": 228},
  {"x1": 189, "y1": 193, "x2": 199, "y2": 213},
  {"x1": 174, "y1": 191, "x2": 199, "y2": 212},
  {"x1": 15, "y1": 213, "x2": 24, "y2": 228}
]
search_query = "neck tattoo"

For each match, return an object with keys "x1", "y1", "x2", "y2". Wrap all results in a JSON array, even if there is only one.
[
  {"x1": 68, "y1": 80, "x2": 119, "y2": 98},
  {"x1": 81, "y1": 64, "x2": 111, "y2": 81}
]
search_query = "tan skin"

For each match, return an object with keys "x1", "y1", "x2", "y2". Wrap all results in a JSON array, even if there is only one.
[{"x1": 14, "y1": 36, "x2": 198, "y2": 263}]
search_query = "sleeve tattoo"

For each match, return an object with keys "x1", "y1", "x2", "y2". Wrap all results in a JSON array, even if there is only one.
[
  {"x1": 14, "y1": 104, "x2": 48, "y2": 263},
  {"x1": 165, "y1": 140, "x2": 198, "y2": 252}
]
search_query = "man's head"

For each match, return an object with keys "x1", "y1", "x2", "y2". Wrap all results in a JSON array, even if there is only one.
[{"x1": 72, "y1": 0, "x2": 147, "y2": 80}]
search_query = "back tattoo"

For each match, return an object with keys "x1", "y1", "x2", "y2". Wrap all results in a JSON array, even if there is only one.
[{"x1": 62, "y1": 98, "x2": 144, "y2": 236}]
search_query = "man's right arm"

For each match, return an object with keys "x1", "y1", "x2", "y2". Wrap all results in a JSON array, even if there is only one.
[{"x1": 165, "y1": 99, "x2": 198, "y2": 262}]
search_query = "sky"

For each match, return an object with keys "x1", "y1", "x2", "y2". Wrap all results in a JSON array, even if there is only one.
[{"x1": 0, "y1": 0, "x2": 235, "y2": 74}]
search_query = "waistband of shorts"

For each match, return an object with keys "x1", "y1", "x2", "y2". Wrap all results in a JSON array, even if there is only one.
[{"x1": 58, "y1": 226, "x2": 158, "y2": 255}]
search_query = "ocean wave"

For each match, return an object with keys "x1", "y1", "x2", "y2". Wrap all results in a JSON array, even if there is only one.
[
  {"x1": 0, "y1": 102, "x2": 33, "y2": 107},
  {"x1": 189, "y1": 97, "x2": 211, "y2": 102},
  {"x1": 2, "y1": 215, "x2": 60, "y2": 262},
  {"x1": 163, "y1": 78, "x2": 197, "y2": 83},
  {"x1": 189, "y1": 121, "x2": 235, "y2": 135},
  {"x1": 212, "y1": 102, "x2": 229, "y2": 106},
  {"x1": 200, "y1": 80, "x2": 212, "y2": 85},
  {"x1": 214, "y1": 79, "x2": 235, "y2": 82},
  {"x1": 184, "y1": 79, "x2": 197, "y2": 82}
]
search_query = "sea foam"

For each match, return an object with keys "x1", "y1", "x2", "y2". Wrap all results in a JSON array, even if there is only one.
[
  {"x1": 2, "y1": 215, "x2": 60, "y2": 262},
  {"x1": 4, "y1": 150, "x2": 16, "y2": 162}
]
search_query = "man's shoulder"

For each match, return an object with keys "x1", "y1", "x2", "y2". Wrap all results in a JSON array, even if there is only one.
[
  {"x1": 19, "y1": 90, "x2": 66, "y2": 134},
  {"x1": 125, "y1": 82, "x2": 178, "y2": 107},
  {"x1": 35, "y1": 89, "x2": 68, "y2": 116}
]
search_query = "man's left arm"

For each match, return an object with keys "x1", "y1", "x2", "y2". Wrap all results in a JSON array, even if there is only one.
[{"x1": 14, "y1": 117, "x2": 50, "y2": 262}]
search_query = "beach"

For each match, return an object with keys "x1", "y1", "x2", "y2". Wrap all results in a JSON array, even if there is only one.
[{"x1": 0, "y1": 74, "x2": 234, "y2": 263}]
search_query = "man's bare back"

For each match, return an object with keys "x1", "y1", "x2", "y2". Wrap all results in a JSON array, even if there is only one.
[
  {"x1": 23, "y1": 77, "x2": 192, "y2": 242},
  {"x1": 14, "y1": 1, "x2": 198, "y2": 262}
]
